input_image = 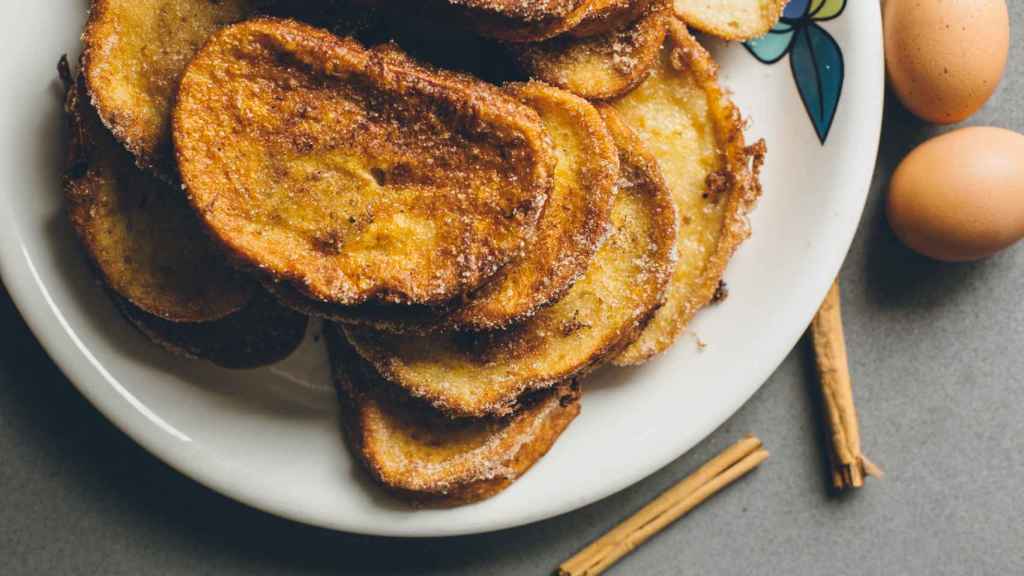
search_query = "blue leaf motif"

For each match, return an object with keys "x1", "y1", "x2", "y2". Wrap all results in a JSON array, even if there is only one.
[
  {"x1": 745, "y1": 28, "x2": 796, "y2": 64},
  {"x1": 788, "y1": 22, "x2": 844, "y2": 143},
  {"x1": 784, "y1": 0, "x2": 811, "y2": 18}
]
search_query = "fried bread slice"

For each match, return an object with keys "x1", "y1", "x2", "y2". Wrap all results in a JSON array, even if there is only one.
[
  {"x1": 674, "y1": 0, "x2": 785, "y2": 41},
  {"x1": 344, "y1": 133, "x2": 676, "y2": 417},
  {"x1": 278, "y1": 80, "x2": 619, "y2": 333},
  {"x1": 115, "y1": 291, "x2": 308, "y2": 369},
  {"x1": 328, "y1": 326, "x2": 580, "y2": 505},
  {"x1": 571, "y1": 0, "x2": 658, "y2": 37},
  {"x1": 63, "y1": 66, "x2": 253, "y2": 323},
  {"x1": 610, "y1": 21, "x2": 765, "y2": 365},
  {"x1": 174, "y1": 19, "x2": 555, "y2": 307},
  {"x1": 455, "y1": 0, "x2": 597, "y2": 42},
  {"x1": 82, "y1": 0, "x2": 257, "y2": 177},
  {"x1": 512, "y1": 2, "x2": 669, "y2": 100}
]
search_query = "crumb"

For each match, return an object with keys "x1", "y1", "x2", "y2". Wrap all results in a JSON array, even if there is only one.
[
  {"x1": 688, "y1": 332, "x2": 708, "y2": 351},
  {"x1": 560, "y1": 309, "x2": 590, "y2": 336},
  {"x1": 710, "y1": 280, "x2": 728, "y2": 304},
  {"x1": 704, "y1": 169, "x2": 735, "y2": 203},
  {"x1": 310, "y1": 229, "x2": 345, "y2": 255}
]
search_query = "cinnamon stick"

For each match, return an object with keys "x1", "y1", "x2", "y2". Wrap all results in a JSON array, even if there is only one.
[
  {"x1": 558, "y1": 436, "x2": 768, "y2": 576},
  {"x1": 810, "y1": 280, "x2": 882, "y2": 490}
]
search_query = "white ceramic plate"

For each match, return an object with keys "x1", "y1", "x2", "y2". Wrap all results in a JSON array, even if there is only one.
[{"x1": 0, "y1": 1, "x2": 882, "y2": 536}]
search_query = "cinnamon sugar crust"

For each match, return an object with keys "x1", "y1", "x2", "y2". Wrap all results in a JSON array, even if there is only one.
[
  {"x1": 512, "y1": 1, "x2": 669, "y2": 100},
  {"x1": 174, "y1": 19, "x2": 556, "y2": 307},
  {"x1": 63, "y1": 70, "x2": 253, "y2": 323},
  {"x1": 115, "y1": 290, "x2": 308, "y2": 369},
  {"x1": 456, "y1": 0, "x2": 598, "y2": 42},
  {"x1": 83, "y1": 0, "x2": 257, "y2": 178},
  {"x1": 611, "y1": 20, "x2": 766, "y2": 366},
  {"x1": 571, "y1": 0, "x2": 659, "y2": 37},
  {"x1": 279, "y1": 81, "x2": 619, "y2": 334},
  {"x1": 445, "y1": 81, "x2": 618, "y2": 330},
  {"x1": 344, "y1": 123, "x2": 676, "y2": 417},
  {"x1": 448, "y1": 0, "x2": 589, "y2": 20},
  {"x1": 328, "y1": 326, "x2": 579, "y2": 505}
]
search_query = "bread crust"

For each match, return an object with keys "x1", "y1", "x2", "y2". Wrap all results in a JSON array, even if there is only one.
[
  {"x1": 448, "y1": 82, "x2": 618, "y2": 330},
  {"x1": 63, "y1": 71, "x2": 253, "y2": 323},
  {"x1": 512, "y1": 1, "x2": 669, "y2": 101},
  {"x1": 115, "y1": 290, "x2": 308, "y2": 369},
  {"x1": 673, "y1": 0, "x2": 786, "y2": 41},
  {"x1": 571, "y1": 0, "x2": 659, "y2": 37},
  {"x1": 82, "y1": 0, "x2": 256, "y2": 178},
  {"x1": 610, "y1": 20, "x2": 766, "y2": 365},
  {"x1": 328, "y1": 325, "x2": 579, "y2": 506},
  {"x1": 276, "y1": 81, "x2": 619, "y2": 334},
  {"x1": 448, "y1": 0, "x2": 589, "y2": 20},
  {"x1": 174, "y1": 19, "x2": 556, "y2": 307},
  {"x1": 456, "y1": 0, "x2": 597, "y2": 42}
]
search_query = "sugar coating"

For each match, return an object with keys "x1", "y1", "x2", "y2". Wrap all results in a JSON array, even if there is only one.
[
  {"x1": 174, "y1": 19, "x2": 557, "y2": 306},
  {"x1": 611, "y1": 20, "x2": 765, "y2": 366},
  {"x1": 674, "y1": 0, "x2": 787, "y2": 41},
  {"x1": 344, "y1": 110, "x2": 678, "y2": 418},
  {"x1": 512, "y1": 1, "x2": 669, "y2": 100},
  {"x1": 448, "y1": 0, "x2": 589, "y2": 21},
  {"x1": 329, "y1": 327, "x2": 580, "y2": 504},
  {"x1": 83, "y1": 0, "x2": 256, "y2": 178}
]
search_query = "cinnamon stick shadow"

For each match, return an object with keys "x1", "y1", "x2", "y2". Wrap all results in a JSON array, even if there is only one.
[{"x1": 799, "y1": 332, "x2": 853, "y2": 498}]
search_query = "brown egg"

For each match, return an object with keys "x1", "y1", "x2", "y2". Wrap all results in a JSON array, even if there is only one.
[
  {"x1": 884, "y1": 0, "x2": 1009, "y2": 124},
  {"x1": 888, "y1": 127, "x2": 1024, "y2": 262}
]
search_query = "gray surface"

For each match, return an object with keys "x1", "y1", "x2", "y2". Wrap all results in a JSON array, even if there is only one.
[{"x1": 4, "y1": 13, "x2": 1024, "y2": 576}]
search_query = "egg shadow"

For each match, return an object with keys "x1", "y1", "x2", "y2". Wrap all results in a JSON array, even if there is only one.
[{"x1": 861, "y1": 88, "x2": 1003, "y2": 311}]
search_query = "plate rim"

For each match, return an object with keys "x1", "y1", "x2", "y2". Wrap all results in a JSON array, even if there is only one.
[{"x1": 0, "y1": 3, "x2": 884, "y2": 537}]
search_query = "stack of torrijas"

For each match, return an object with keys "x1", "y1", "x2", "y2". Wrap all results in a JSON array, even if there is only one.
[{"x1": 65, "y1": 0, "x2": 772, "y2": 504}]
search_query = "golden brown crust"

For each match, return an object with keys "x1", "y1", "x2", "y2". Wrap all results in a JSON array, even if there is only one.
[
  {"x1": 448, "y1": 0, "x2": 589, "y2": 20},
  {"x1": 264, "y1": 278, "x2": 453, "y2": 332},
  {"x1": 445, "y1": 82, "x2": 618, "y2": 331},
  {"x1": 343, "y1": 137, "x2": 676, "y2": 417},
  {"x1": 115, "y1": 290, "x2": 309, "y2": 369},
  {"x1": 63, "y1": 72, "x2": 253, "y2": 323},
  {"x1": 512, "y1": 2, "x2": 669, "y2": 101},
  {"x1": 457, "y1": 0, "x2": 598, "y2": 42},
  {"x1": 611, "y1": 20, "x2": 765, "y2": 366},
  {"x1": 596, "y1": 105, "x2": 673, "y2": 240},
  {"x1": 328, "y1": 325, "x2": 580, "y2": 505},
  {"x1": 174, "y1": 19, "x2": 556, "y2": 307},
  {"x1": 673, "y1": 0, "x2": 785, "y2": 41},
  {"x1": 571, "y1": 0, "x2": 659, "y2": 37},
  {"x1": 82, "y1": 0, "x2": 256, "y2": 177},
  {"x1": 295, "y1": 81, "x2": 618, "y2": 333}
]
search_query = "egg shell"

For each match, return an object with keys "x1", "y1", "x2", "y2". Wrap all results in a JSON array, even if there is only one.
[
  {"x1": 888, "y1": 127, "x2": 1024, "y2": 262},
  {"x1": 884, "y1": 0, "x2": 1009, "y2": 124}
]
